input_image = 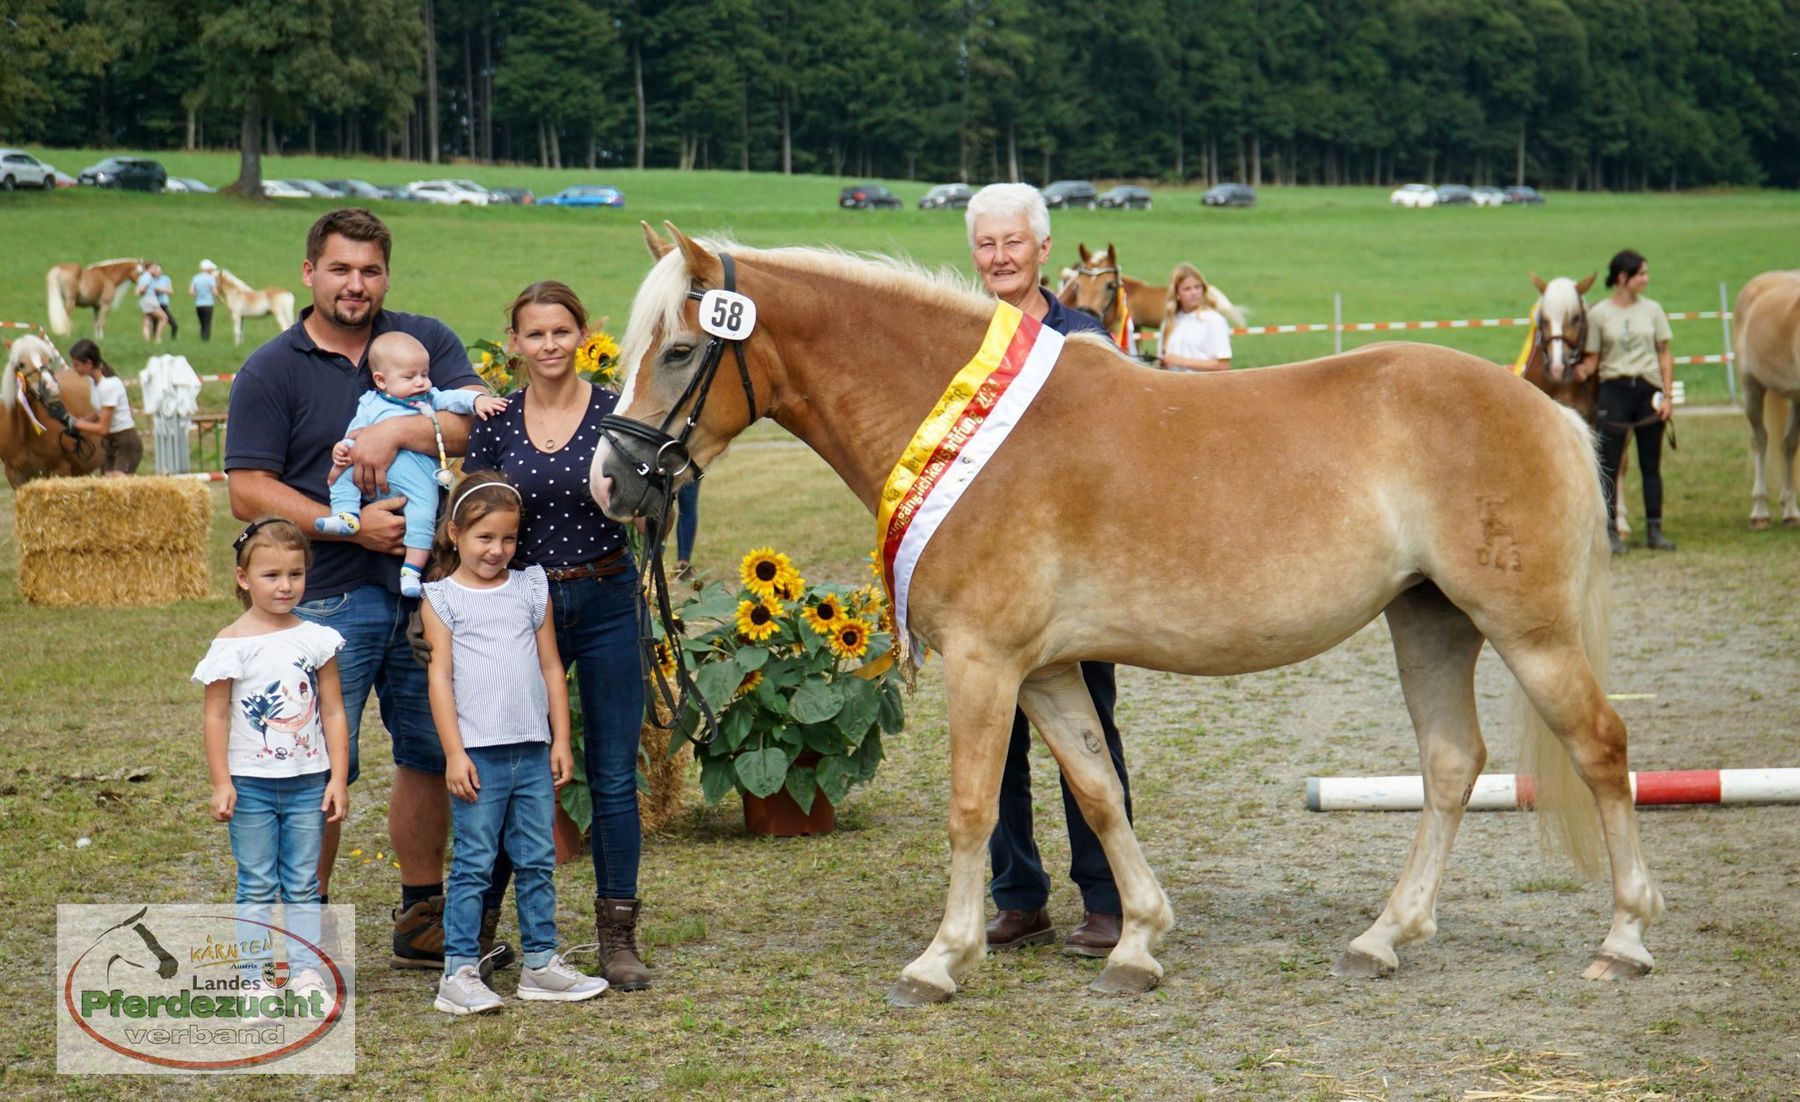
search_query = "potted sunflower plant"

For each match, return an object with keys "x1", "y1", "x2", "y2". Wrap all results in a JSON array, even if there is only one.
[{"x1": 658, "y1": 548, "x2": 905, "y2": 836}]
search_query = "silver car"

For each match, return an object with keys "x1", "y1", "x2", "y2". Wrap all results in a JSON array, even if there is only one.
[{"x1": 0, "y1": 149, "x2": 56, "y2": 190}]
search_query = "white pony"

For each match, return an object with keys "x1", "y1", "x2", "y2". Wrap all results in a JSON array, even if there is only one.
[
  {"x1": 217, "y1": 269, "x2": 297, "y2": 346},
  {"x1": 1734, "y1": 270, "x2": 1800, "y2": 527}
]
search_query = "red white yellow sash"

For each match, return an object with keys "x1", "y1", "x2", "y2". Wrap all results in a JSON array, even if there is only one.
[
  {"x1": 877, "y1": 301, "x2": 1065, "y2": 659},
  {"x1": 1110, "y1": 297, "x2": 1134, "y2": 354}
]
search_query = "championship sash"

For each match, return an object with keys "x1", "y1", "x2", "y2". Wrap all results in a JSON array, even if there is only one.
[
  {"x1": 1510, "y1": 302, "x2": 1539, "y2": 376},
  {"x1": 1110, "y1": 297, "x2": 1134, "y2": 354},
  {"x1": 877, "y1": 302, "x2": 1065, "y2": 660}
]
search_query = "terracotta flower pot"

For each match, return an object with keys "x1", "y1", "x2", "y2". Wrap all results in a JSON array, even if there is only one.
[
  {"x1": 553, "y1": 802, "x2": 586, "y2": 865},
  {"x1": 742, "y1": 787, "x2": 837, "y2": 837}
]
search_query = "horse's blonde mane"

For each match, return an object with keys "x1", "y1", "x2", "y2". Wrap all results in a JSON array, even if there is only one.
[
  {"x1": 217, "y1": 269, "x2": 250, "y2": 291},
  {"x1": 91, "y1": 257, "x2": 142, "y2": 269},
  {"x1": 3, "y1": 334, "x2": 57, "y2": 410}
]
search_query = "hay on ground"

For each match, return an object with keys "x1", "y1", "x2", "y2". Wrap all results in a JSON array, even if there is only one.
[
  {"x1": 638, "y1": 693, "x2": 692, "y2": 833},
  {"x1": 16, "y1": 476, "x2": 210, "y2": 607}
]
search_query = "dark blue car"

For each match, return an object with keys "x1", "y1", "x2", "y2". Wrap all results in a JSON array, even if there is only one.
[{"x1": 539, "y1": 185, "x2": 625, "y2": 208}]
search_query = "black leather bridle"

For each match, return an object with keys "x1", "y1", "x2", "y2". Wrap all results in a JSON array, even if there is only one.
[
  {"x1": 1531, "y1": 300, "x2": 1588, "y2": 383},
  {"x1": 1073, "y1": 263, "x2": 1122, "y2": 329}
]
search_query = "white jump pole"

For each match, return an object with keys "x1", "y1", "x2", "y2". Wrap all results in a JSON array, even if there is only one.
[
  {"x1": 1333, "y1": 292, "x2": 1343, "y2": 355},
  {"x1": 1305, "y1": 768, "x2": 1800, "y2": 812},
  {"x1": 1719, "y1": 280, "x2": 1738, "y2": 405}
]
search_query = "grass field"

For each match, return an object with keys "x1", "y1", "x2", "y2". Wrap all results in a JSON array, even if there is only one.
[{"x1": 4, "y1": 154, "x2": 1800, "y2": 1097}]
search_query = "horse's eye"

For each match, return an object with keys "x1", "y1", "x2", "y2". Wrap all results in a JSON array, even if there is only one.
[{"x1": 663, "y1": 344, "x2": 693, "y2": 363}]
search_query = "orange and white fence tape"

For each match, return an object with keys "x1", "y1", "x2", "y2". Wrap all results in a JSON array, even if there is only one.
[
  {"x1": 1305, "y1": 768, "x2": 1800, "y2": 812},
  {"x1": 1212, "y1": 309, "x2": 1733, "y2": 339}
]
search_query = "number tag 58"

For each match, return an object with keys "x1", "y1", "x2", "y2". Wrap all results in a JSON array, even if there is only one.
[{"x1": 698, "y1": 289, "x2": 756, "y2": 340}]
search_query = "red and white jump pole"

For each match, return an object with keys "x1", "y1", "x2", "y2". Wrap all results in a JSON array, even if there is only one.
[{"x1": 1305, "y1": 769, "x2": 1800, "y2": 812}]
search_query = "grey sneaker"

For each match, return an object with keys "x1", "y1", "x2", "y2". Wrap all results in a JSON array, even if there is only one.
[
  {"x1": 434, "y1": 965, "x2": 503, "y2": 1015},
  {"x1": 517, "y1": 949, "x2": 609, "y2": 1003}
]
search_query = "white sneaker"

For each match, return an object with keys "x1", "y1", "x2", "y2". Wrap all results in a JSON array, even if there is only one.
[
  {"x1": 435, "y1": 965, "x2": 504, "y2": 1015},
  {"x1": 517, "y1": 952, "x2": 609, "y2": 1002},
  {"x1": 289, "y1": 968, "x2": 334, "y2": 1016}
]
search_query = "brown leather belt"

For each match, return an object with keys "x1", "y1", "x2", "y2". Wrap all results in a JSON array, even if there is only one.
[{"x1": 541, "y1": 549, "x2": 629, "y2": 582}]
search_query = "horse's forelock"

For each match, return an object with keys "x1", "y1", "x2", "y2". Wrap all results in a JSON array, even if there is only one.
[{"x1": 1541, "y1": 277, "x2": 1584, "y2": 330}]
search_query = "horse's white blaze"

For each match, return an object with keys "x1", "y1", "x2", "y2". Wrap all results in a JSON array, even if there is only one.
[{"x1": 1540, "y1": 276, "x2": 1586, "y2": 377}]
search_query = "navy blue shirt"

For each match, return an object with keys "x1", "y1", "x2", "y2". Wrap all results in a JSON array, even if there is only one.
[
  {"x1": 462, "y1": 384, "x2": 629, "y2": 570},
  {"x1": 225, "y1": 306, "x2": 480, "y2": 601},
  {"x1": 1038, "y1": 286, "x2": 1111, "y2": 340}
]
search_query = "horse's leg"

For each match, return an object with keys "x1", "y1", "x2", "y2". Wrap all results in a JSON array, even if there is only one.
[
  {"x1": 233, "y1": 309, "x2": 244, "y2": 346},
  {"x1": 1779, "y1": 397, "x2": 1800, "y2": 525},
  {"x1": 1336, "y1": 584, "x2": 1486, "y2": 978},
  {"x1": 1016, "y1": 663, "x2": 1174, "y2": 996},
  {"x1": 889, "y1": 650, "x2": 1021, "y2": 1007},
  {"x1": 1745, "y1": 376, "x2": 1772, "y2": 527}
]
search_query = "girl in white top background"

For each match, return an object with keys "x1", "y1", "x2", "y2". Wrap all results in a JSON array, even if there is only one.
[
  {"x1": 68, "y1": 339, "x2": 142, "y2": 475},
  {"x1": 1158, "y1": 263, "x2": 1234, "y2": 373},
  {"x1": 419, "y1": 471, "x2": 603, "y2": 1014},
  {"x1": 192, "y1": 519, "x2": 349, "y2": 1002}
]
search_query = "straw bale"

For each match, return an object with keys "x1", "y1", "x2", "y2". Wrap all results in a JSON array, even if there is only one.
[
  {"x1": 16, "y1": 476, "x2": 211, "y2": 606},
  {"x1": 638, "y1": 695, "x2": 692, "y2": 833}
]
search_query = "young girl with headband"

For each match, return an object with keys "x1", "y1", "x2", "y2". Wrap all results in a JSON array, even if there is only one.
[{"x1": 418, "y1": 471, "x2": 606, "y2": 1014}]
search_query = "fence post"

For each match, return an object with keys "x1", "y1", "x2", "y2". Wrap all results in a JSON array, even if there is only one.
[
  {"x1": 1718, "y1": 280, "x2": 1737, "y2": 406},
  {"x1": 1333, "y1": 293, "x2": 1343, "y2": 355}
]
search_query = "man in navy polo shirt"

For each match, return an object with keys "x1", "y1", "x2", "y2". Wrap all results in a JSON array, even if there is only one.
[
  {"x1": 225, "y1": 208, "x2": 483, "y2": 970},
  {"x1": 963, "y1": 183, "x2": 1134, "y2": 959}
]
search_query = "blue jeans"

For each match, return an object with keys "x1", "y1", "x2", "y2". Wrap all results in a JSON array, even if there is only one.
[
  {"x1": 989, "y1": 662, "x2": 1132, "y2": 915},
  {"x1": 295, "y1": 583, "x2": 442, "y2": 781},
  {"x1": 675, "y1": 480, "x2": 700, "y2": 562},
  {"x1": 445, "y1": 742, "x2": 559, "y2": 974},
  {"x1": 229, "y1": 772, "x2": 327, "y2": 974},
  {"x1": 488, "y1": 569, "x2": 647, "y2": 907}
]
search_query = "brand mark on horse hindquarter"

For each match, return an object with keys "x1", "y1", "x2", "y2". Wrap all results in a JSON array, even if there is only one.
[
  {"x1": 1082, "y1": 730, "x2": 1102, "y2": 754},
  {"x1": 1475, "y1": 495, "x2": 1524, "y2": 573}
]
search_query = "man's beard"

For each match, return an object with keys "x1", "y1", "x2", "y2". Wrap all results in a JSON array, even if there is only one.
[{"x1": 321, "y1": 295, "x2": 375, "y2": 328}]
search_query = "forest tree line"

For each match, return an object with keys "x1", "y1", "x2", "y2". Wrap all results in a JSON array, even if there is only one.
[{"x1": 3, "y1": 0, "x2": 1797, "y2": 190}]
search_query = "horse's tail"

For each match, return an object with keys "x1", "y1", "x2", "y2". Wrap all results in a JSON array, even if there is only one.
[
  {"x1": 1514, "y1": 403, "x2": 1609, "y2": 877},
  {"x1": 46, "y1": 265, "x2": 73, "y2": 336},
  {"x1": 272, "y1": 289, "x2": 296, "y2": 328},
  {"x1": 1207, "y1": 285, "x2": 1246, "y2": 328}
]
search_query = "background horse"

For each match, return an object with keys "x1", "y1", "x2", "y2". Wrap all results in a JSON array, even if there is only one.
[
  {"x1": 46, "y1": 258, "x2": 144, "y2": 339},
  {"x1": 1059, "y1": 243, "x2": 1244, "y2": 336},
  {"x1": 2, "y1": 334, "x2": 100, "y2": 485},
  {"x1": 217, "y1": 269, "x2": 297, "y2": 345},
  {"x1": 1734, "y1": 270, "x2": 1800, "y2": 528},
  {"x1": 593, "y1": 225, "x2": 1661, "y2": 1006}
]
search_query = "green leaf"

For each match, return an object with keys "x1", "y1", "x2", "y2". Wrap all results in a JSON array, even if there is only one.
[
  {"x1": 559, "y1": 780, "x2": 592, "y2": 829},
  {"x1": 878, "y1": 680, "x2": 906, "y2": 734},
  {"x1": 835, "y1": 677, "x2": 881, "y2": 742},
  {"x1": 695, "y1": 660, "x2": 744, "y2": 712},
  {"x1": 801, "y1": 724, "x2": 846, "y2": 755},
  {"x1": 735, "y1": 646, "x2": 770, "y2": 672},
  {"x1": 753, "y1": 677, "x2": 790, "y2": 715},
  {"x1": 699, "y1": 756, "x2": 736, "y2": 806},
  {"x1": 665, "y1": 724, "x2": 691, "y2": 760},
  {"x1": 815, "y1": 754, "x2": 853, "y2": 808},
  {"x1": 734, "y1": 746, "x2": 790, "y2": 798},
  {"x1": 853, "y1": 730, "x2": 885, "y2": 782},
  {"x1": 788, "y1": 678, "x2": 843, "y2": 725},
  {"x1": 722, "y1": 702, "x2": 755, "y2": 750},
  {"x1": 682, "y1": 584, "x2": 740, "y2": 622},
  {"x1": 759, "y1": 657, "x2": 805, "y2": 691},
  {"x1": 784, "y1": 765, "x2": 818, "y2": 814}
]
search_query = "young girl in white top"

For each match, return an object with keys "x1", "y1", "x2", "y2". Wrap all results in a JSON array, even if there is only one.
[
  {"x1": 68, "y1": 339, "x2": 142, "y2": 476},
  {"x1": 192, "y1": 519, "x2": 350, "y2": 1000},
  {"x1": 420, "y1": 471, "x2": 605, "y2": 1014},
  {"x1": 1158, "y1": 263, "x2": 1233, "y2": 373}
]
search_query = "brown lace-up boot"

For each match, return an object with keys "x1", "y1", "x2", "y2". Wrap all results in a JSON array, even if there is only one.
[
  {"x1": 479, "y1": 907, "x2": 516, "y2": 972},
  {"x1": 595, "y1": 896, "x2": 652, "y2": 991}
]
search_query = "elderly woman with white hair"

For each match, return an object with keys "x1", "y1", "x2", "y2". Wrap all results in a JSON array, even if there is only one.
[{"x1": 961, "y1": 183, "x2": 1136, "y2": 960}]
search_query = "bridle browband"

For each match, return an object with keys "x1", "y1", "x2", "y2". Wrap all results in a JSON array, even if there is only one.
[
  {"x1": 597, "y1": 251, "x2": 761, "y2": 748},
  {"x1": 1531, "y1": 298, "x2": 1588, "y2": 382},
  {"x1": 1074, "y1": 262, "x2": 1123, "y2": 329}
]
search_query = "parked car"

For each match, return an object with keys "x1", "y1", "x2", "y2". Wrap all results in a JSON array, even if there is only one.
[
  {"x1": 0, "y1": 149, "x2": 57, "y2": 190},
  {"x1": 918, "y1": 182, "x2": 973, "y2": 210},
  {"x1": 78, "y1": 156, "x2": 167, "y2": 192},
  {"x1": 1471, "y1": 186, "x2": 1506, "y2": 207},
  {"x1": 320, "y1": 178, "x2": 387, "y2": 200},
  {"x1": 1040, "y1": 179, "x2": 1098, "y2": 209},
  {"x1": 838, "y1": 183, "x2": 902, "y2": 210},
  {"x1": 488, "y1": 186, "x2": 534, "y2": 204},
  {"x1": 280, "y1": 179, "x2": 342, "y2": 198},
  {"x1": 408, "y1": 179, "x2": 490, "y2": 206},
  {"x1": 164, "y1": 177, "x2": 216, "y2": 194},
  {"x1": 1097, "y1": 185, "x2": 1152, "y2": 210},
  {"x1": 1201, "y1": 182, "x2": 1257, "y2": 208},
  {"x1": 539, "y1": 185, "x2": 626, "y2": 208},
  {"x1": 1389, "y1": 183, "x2": 1438, "y2": 208},
  {"x1": 260, "y1": 179, "x2": 313, "y2": 199},
  {"x1": 1434, "y1": 184, "x2": 1474, "y2": 206},
  {"x1": 1504, "y1": 185, "x2": 1545, "y2": 205},
  {"x1": 375, "y1": 184, "x2": 419, "y2": 201}
]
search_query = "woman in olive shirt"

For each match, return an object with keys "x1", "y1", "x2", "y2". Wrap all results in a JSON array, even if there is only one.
[{"x1": 1580, "y1": 249, "x2": 1676, "y2": 553}]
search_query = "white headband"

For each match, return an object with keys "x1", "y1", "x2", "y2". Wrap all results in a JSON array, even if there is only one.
[{"x1": 451, "y1": 480, "x2": 522, "y2": 516}]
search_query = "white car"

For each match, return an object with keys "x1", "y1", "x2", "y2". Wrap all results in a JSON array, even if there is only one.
[
  {"x1": 1471, "y1": 186, "x2": 1507, "y2": 207},
  {"x1": 0, "y1": 149, "x2": 57, "y2": 190},
  {"x1": 408, "y1": 179, "x2": 489, "y2": 206},
  {"x1": 1389, "y1": 183, "x2": 1438, "y2": 208},
  {"x1": 261, "y1": 178, "x2": 313, "y2": 199}
]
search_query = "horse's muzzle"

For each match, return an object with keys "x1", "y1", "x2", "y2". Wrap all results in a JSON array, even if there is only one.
[{"x1": 592, "y1": 437, "x2": 672, "y2": 522}]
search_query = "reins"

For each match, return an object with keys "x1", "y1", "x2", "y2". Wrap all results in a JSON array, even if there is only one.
[
  {"x1": 5, "y1": 331, "x2": 94, "y2": 460},
  {"x1": 599, "y1": 252, "x2": 760, "y2": 749}
]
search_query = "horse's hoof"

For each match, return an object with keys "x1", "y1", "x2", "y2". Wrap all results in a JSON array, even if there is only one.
[
  {"x1": 1750, "y1": 517, "x2": 1771, "y2": 530},
  {"x1": 1581, "y1": 954, "x2": 1652, "y2": 982},
  {"x1": 886, "y1": 976, "x2": 953, "y2": 1008},
  {"x1": 1332, "y1": 947, "x2": 1396, "y2": 979},
  {"x1": 1088, "y1": 962, "x2": 1160, "y2": 996},
  {"x1": 1783, "y1": 516, "x2": 1800, "y2": 528}
]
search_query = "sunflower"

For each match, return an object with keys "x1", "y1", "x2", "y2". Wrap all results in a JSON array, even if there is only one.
[
  {"x1": 652, "y1": 639, "x2": 678, "y2": 681},
  {"x1": 868, "y1": 549, "x2": 884, "y2": 578},
  {"x1": 828, "y1": 617, "x2": 873, "y2": 660},
  {"x1": 802, "y1": 594, "x2": 845, "y2": 636},
  {"x1": 735, "y1": 598, "x2": 783, "y2": 643},
  {"x1": 735, "y1": 670, "x2": 763, "y2": 698},
  {"x1": 740, "y1": 548, "x2": 794, "y2": 600}
]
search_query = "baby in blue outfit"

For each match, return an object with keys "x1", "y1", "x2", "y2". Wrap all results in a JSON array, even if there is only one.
[{"x1": 316, "y1": 331, "x2": 508, "y2": 596}]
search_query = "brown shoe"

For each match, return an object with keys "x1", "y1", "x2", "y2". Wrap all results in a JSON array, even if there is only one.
[
  {"x1": 391, "y1": 895, "x2": 446, "y2": 970},
  {"x1": 1063, "y1": 912, "x2": 1121, "y2": 958},
  {"x1": 479, "y1": 906, "x2": 516, "y2": 972},
  {"x1": 596, "y1": 896, "x2": 653, "y2": 991},
  {"x1": 985, "y1": 908, "x2": 1055, "y2": 950}
]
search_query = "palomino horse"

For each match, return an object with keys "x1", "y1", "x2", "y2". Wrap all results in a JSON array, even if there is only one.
[
  {"x1": 217, "y1": 269, "x2": 297, "y2": 345},
  {"x1": 593, "y1": 226, "x2": 1661, "y2": 1005},
  {"x1": 46, "y1": 258, "x2": 145, "y2": 339},
  {"x1": 2, "y1": 334, "x2": 100, "y2": 485},
  {"x1": 1059, "y1": 243, "x2": 1244, "y2": 335},
  {"x1": 1734, "y1": 270, "x2": 1800, "y2": 528}
]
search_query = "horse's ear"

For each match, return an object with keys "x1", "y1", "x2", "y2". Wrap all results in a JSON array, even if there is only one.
[
  {"x1": 1575, "y1": 272, "x2": 1597, "y2": 295},
  {"x1": 1077, "y1": 243, "x2": 1091, "y2": 263},
  {"x1": 1107, "y1": 242, "x2": 1118, "y2": 266},
  {"x1": 1529, "y1": 271, "x2": 1548, "y2": 294},
  {"x1": 641, "y1": 221, "x2": 672, "y2": 260},
  {"x1": 664, "y1": 222, "x2": 723, "y2": 285}
]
